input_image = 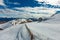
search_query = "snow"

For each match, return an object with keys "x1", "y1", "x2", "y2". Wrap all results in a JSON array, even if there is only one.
[
  {"x1": 44, "y1": 13, "x2": 60, "y2": 23},
  {"x1": 0, "y1": 21, "x2": 12, "y2": 29},
  {"x1": 0, "y1": 0, "x2": 60, "y2": 40},
  {"x1": 27, "y1": 22, "x2": 60, "y2": 40},
  {"x1": 0, "y1": 13, "x2": 60, "y2": 40},
  {"x1": 0, "y1": 24, "x2": 31, "y2": 40}
]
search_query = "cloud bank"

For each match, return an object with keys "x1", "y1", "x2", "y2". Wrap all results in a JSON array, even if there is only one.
[
  {"x1": 37, "y1": 0, "x2": 60, "y2": 5},
  {"x1": 0, "y1": 0, "x2": 5, "y2": 5},
  {"x1": 0, "y1": 0, "x2": 60, "y2": 18}
]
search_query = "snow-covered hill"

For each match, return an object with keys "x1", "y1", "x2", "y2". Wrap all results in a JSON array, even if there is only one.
[
  {"x1": 44, "y1": 13, "x2": 60, "y2": 23},
  {"x1": 0, "y1": 13, "x2": 60, "y2": 40},
  {"x1": 0, "y1": 0, "x2": 60, "y2": 40}
]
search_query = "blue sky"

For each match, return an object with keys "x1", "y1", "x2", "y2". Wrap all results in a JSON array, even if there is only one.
[
  {"x1": 0, "y1": 0, "x2": 60, "y2": 18},
  {"x1": 3, "y1": 0, "x2": 60, "y2": 8},
  {"x1": 4, "y1": 0, "x2": 42, "y2": 8}
]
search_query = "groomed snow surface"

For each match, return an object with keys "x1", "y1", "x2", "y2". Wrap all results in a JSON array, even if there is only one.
[{"x1": 0, "y1": 13, "x2": 60, "y2": 40}]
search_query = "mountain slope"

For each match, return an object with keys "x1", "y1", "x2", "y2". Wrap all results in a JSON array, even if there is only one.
[{"x1": 0, "y1": 13, "x2": 60, "y2": 40}]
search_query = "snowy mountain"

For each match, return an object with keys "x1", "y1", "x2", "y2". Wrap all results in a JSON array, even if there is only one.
[
  {"x1": 0, "y1": 0, "x2": 60, "y2": 40},
  {"x1": 0, "y1": 13, "x2": 60, "y2": 40}
]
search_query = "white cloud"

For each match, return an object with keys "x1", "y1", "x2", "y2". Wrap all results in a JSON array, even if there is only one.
[
  {"x1": 36, "y1": 0, "x2": 43, "y2": 2},
  {"x1": 0, "y1": 0, "x2": 5, "y2": 5},
  {"x1": 36, "y1": 0, "x2": 60, "y2": 5},
  {"x1": 45, "y1": 0, "x2": 60, "y2": 5},
  {"x1": 0, "y1": 7, "x2": 58, "y2": 18}
]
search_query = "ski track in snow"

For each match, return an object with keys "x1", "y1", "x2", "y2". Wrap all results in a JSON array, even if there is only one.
[
  {"x1": 0, "y1": 13, "x2": 60, "y2": 40},
  {"x1": 0, "y1": 0, "x2": 60, "y2": 40}
]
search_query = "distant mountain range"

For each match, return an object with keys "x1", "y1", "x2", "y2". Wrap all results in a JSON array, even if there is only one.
[{"x1": 0, "y1": 18, "x2": 17, "y2": 22}]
